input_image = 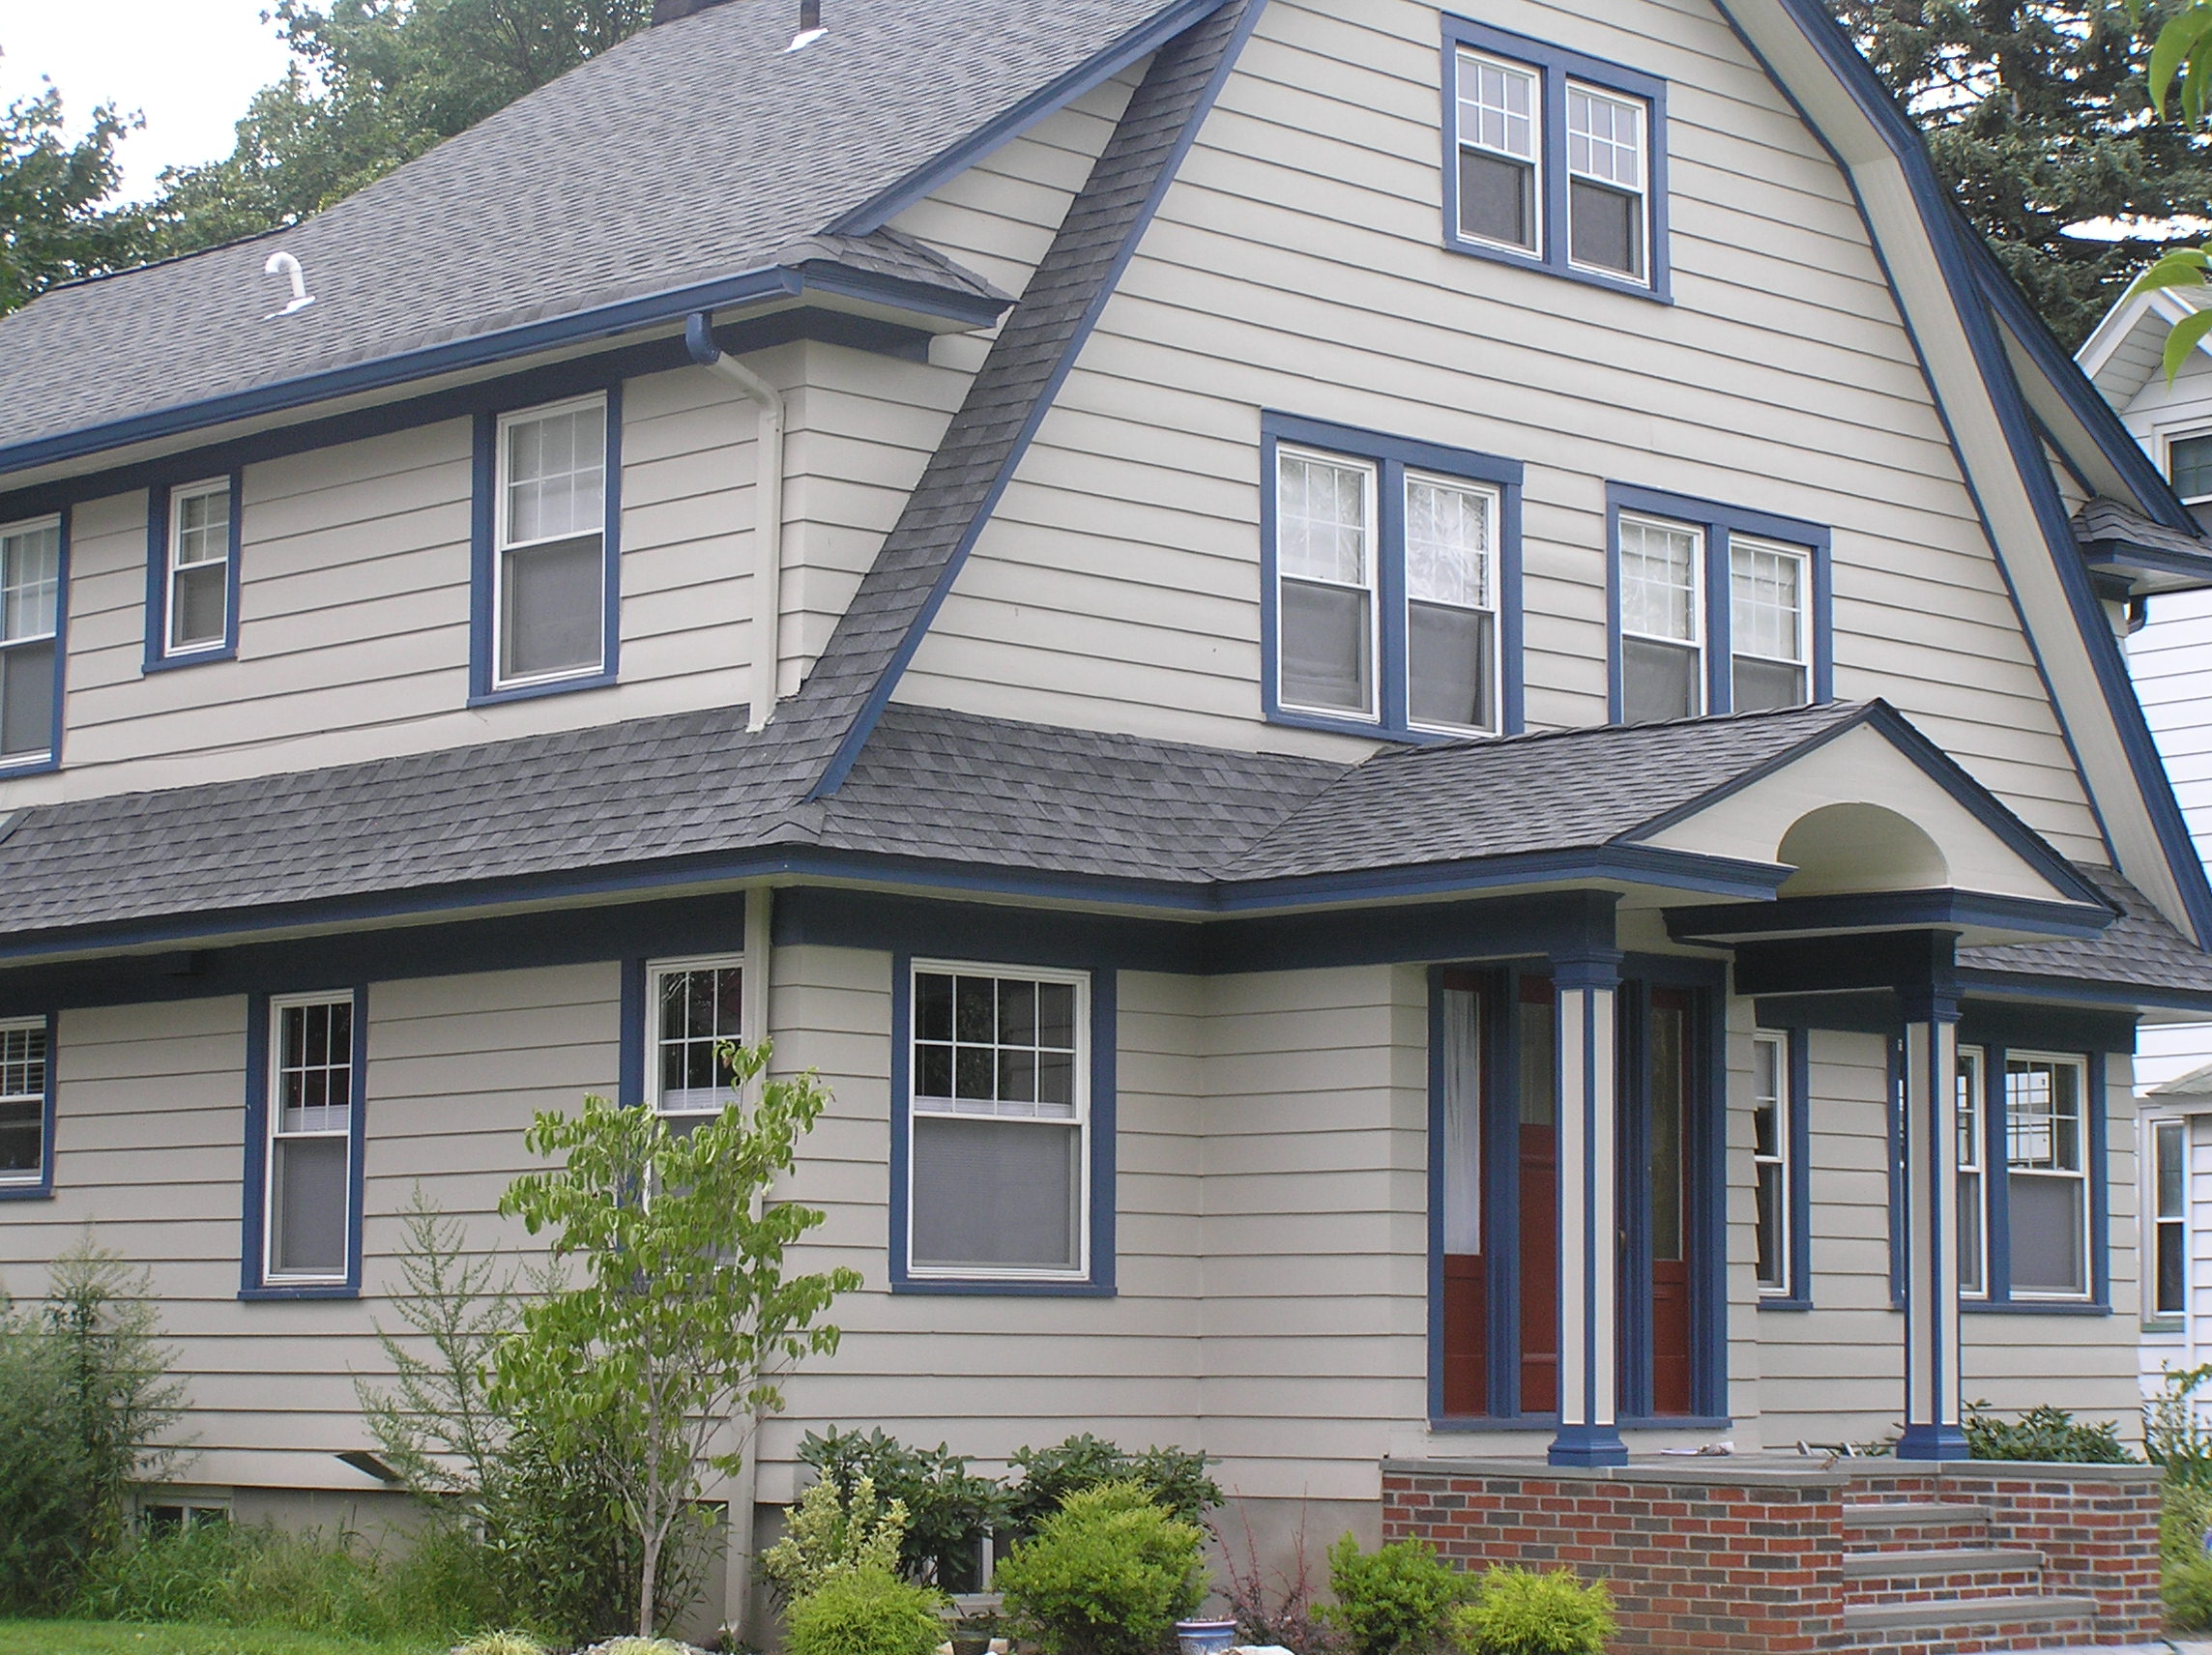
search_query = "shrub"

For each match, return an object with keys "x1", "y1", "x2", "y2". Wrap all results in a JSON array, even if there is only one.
[
  {"x1": 1449, "y1": 1569, "x2": 1615, "y2": 1655},
  {"x1": 1213, "y1": 1502, "x2": 1336, "y2": 1655},
  {"x1": 2171, "y1": 1554, "x2": 2212, "y2": 1636},
  {"x1": 785, "y1": 1567, "x2": 948, "y2": 1655},
  {"x1": 2149, "y1": 1365, "x2": 2212, "y2": 1484},
  {"x1": 1964, "y1": 1401, "x2": 2135, "y2": 1464},
  {"x1": 994, "y1": 1482, "x2": 1206, "y2": 1655},
  {"x1": 456, "y1": 1634, "x2": 549, "y2": 1655},
  {"x1": 800, "y1": 1427, "x2": 1010, "y2": 1590},
  {"x1": 764, "y1": 1473, "x2": 910, "y2": 1606},
  {"x1": 1320, "y1": 1535, "x2": 1467, "y2": 1655},
  {"x1": 0, "y1": 1306, "x2": 94, "y2": 1612},
  {"x1": 1008, "y1": 1436, "x2": 1223, "y2": 1529}
]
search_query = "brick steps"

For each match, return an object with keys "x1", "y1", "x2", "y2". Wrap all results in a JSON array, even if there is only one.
[
  {"x1": 1840, "y1": 1545, "x2": 2047, "y2": 1603},
  {"x1": 1833, "y1": 1593, "x2": 2101, "y2": 1651},
  {"x1": 1842, "y1": 1499, "x2": 1991, "y2": 1551}
]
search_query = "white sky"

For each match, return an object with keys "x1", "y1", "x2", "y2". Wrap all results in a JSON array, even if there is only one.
[{"x1": 0, "y1": 0, "x2": 293, "y2": 204}]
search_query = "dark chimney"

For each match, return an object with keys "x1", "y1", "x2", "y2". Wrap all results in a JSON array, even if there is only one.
[{"x1": 800, "y1": 0, "x2": 821, "y2": 27}]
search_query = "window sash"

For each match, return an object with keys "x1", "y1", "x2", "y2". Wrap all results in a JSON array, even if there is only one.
[
  {"x1": 907, "y1": 961, "x2": 1091, "y2": 1280},
  {"x1": 2169, "y1": 430, "x2": 2212, "y2": 503},
  {"x1": 0, "y1": 1017, "x2": 47, "y2": 1185},
  {"x1": 166, "y1": 481, "x2": 233, "y2": 655},
  {"x1": 2002, "y1": 1052, "x2": 2089, "y2": 1300},
  {"x1": 1957, "y1": 1045, "x2": 1987, "y2": 1298},
  {"x1": 2155, "y1": 1118, "x2": 2187, "y2": 1318},
  {"x1": 1729, "y1": 537, "x2": 1810, "y2": 669},
  {"x1": 265, "y1": 994, "x2": 355, "y2": 1283},
  {"x1": 1618, "y1": 515, "x2": 1703, "y2": 646},
  {"x1": 649, "y1": 955, "x2": 744, "y2": 1117},
  {"x1": 1276, "y1": 446, "x2": 1380, "y2": 720},
  {"x1": 1566, "y1": 83, "x2": 1645, "y2": 191},
  {"x1": 1405, "y1": 473, "x2": 1499, "y2": 735},
  {"x1": 1457, "y1": 50, "x2": 1540, "y2": 162},
  {"x1": 492, "y1": 395, "x2": 609, "y2": 689},
  {"x1": 0, "y1": 518, "x2": 60, "y2": 646},
  {"x1": 1752, "y1": 1031, "x2": 1790, "y2": 1294}
]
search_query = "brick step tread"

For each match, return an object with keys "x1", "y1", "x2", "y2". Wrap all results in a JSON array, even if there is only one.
[
  {"x1": 1842, "y1": 1546, "x2": 2045, "y2": 1579},
  {"x1": 1843, "y1": 1501, "x2": 1991, "y2": 1530},
  {"x1": 1838, "y1": 1594, "x2": 2099, "y2": 1635}
]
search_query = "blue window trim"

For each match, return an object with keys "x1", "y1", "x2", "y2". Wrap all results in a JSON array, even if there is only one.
[
  {"x1": 239, "y1": 986, "x2": 368, "y2": 1301},
  {"x1": 0, "y1": 1010, "x2": 58, "y2": 1201},
  {"x1": 888, "y1": 952, "x2": 1118, "y2": 1297},
  {"x1": 1439, "y1": 15, "x2": 1673, "y2": 304},
  {"x1": 0, "y1": 505, "x2": 68, "y2": 778},
  {"x1": 1754, "y1": 1024, "x2": 1816, "y2": 1311},
  {"x1": 1605, "y1": 481, "x2": 1834, "y2": 725},
  {"x1": 468, "y1": 384, "x2": 624, "y2": 708},
  {"x1": 143, "y1": 471, "x2": 244, "y2": 672},
  {"x1": 1261, "y1": 410, "x2": 1526, "y2": 743}
]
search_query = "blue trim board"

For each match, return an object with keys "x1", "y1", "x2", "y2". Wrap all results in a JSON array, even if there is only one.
[
  {"x1": 1667, "y1": 889, "x2": 2112, "y2": 945},
  {"x1": 808, "y1": 0, "x2": 1271, "y2": 800},
  {"x1": 887, "y1": 953, "x2": 1119, "y2": 1297},
  {"x1": 239, "y1": 985, "x2": 369, "y2": 1301},
  {"x1": 143, "y1": 469, "x2": 245, "y2": 673},
  {"x1": 0, "y1": 1010, "x2": 58, "y2": 1201},
  {"x1": 1261, "y1": 411, "x2": 1528, "y2": 741},
  {"x1": 618, "y1": 958, "x2": 648, "y2": 1110},
  {"x1": 0, "y1": 504, "x2": 69, "y2": 780},
  {"x1": 469, "y1": 384, "x2": 625, "y2": 706},
  {"x1": 2081, "y1": 537, "x2": 2212, "y2": 592},
  {"x1": 1438, "y1": 15, "x2": 1673, "y2": 305}
]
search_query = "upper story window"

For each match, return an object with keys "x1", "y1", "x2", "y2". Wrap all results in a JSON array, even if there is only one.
[
  {"x1": 2167, "y1": 428, "x2": 2212, "y2": 533},
  {"x1": 0, "y1": 515, "x2": 63, "y2": 771},
  {"x1": 1608, "y1": 484, "x2": 1830, "y2": 726},
  {"x1": 473, "y1": 390, "x2": 621, "y2": 704},
  {"x1": 1443, "y1": 17, "x2": 1669, "y2": 300},
  {"x1": 165, "y1": 479, "x2": 235, "y2": 657},
  {"x1": 1265, "y1": 413, "x2": 1524, "y2": 741},
  {"x1": 649, "y1": 956, "x2": 744, "y2": 1121}
]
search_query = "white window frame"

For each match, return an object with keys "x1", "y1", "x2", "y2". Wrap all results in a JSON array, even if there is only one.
[
  {"x1": 647, "y1": 953, "x2": 746, "y2": 1118},
  {"x1": 1403, "y1": 470, "x2": 1503, "y2": 737},
  {"x1": 2152, "y1": 1115, "x2": 2188, "y2": 1321},
  {"x1": 1454, "y1": 48, "x2": 1544, "y2": 256},
  {"x1": 1563, "y1": 81, "x2": 1649, "y2": 279},
  {"x1": 905, "y1": 959, "x2": 1091, "y2": 1284},
  {"x1": 1752, "y1": 1031, "x2": 1791, "y2": 1296},
  {"x1": 492, "y1": 392, "x2": 609, "y2": 692},
  {"x1": 1617, "y1": 512, "x2": 1705, "y2": 717},
  {"x1": 1728, "y1": 536, "x2": 1813, "y2": 708},
  {"x1": 0, "y1": 1014, "x2": 48, "y2": 1187},
  {"x1": 2162, "y1": 422, "x2": 2212, "y2": 508},
  {"x1": 1957, "y1": 1044, "x2": 1988, "y2": 1299},
  {"x1": 2002, "y1": 1050, "x2": 2092, "y2": 1302},
  {"x1": 164, "y1": 479, "x2": 234, "y2": 657},
  {"x1": 263, "y1": 991, "x2": 356, "y2": 1285},
  {"x1": 1275, "y1": 445, "x2": 1382, "y2": 724},
  {"x1": 0, "y1": 512, "x2": 62, "y2": 768}
]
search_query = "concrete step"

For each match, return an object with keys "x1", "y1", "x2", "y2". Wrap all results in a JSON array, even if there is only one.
[
  {"x1": 1842, "y1": 1499, "x2": 1993, "y2": 1551},
  {"x1": 1842, "y1": 1544, "x2": 2046, "y2": 1604},
  {"x1": 1834, "y1": 1594, "x2": 2100, "y2": 1654}
]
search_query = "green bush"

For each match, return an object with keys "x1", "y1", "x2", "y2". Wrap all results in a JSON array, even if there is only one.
[
  {"x1": 2165, "y1": 1475, "x2": 2212, "y2": 1633},
  {"x1": 2149, "y1": 1365, "x2": 2212, "y2": 1485},
  {"x1": 763, "y1": 1473, "x2": 909, "y2": 1606},
  {"x1": 799, "y1": 1428, "x2": 1009, "y2": 1591},
  {"x1": 785, "y1": 1567, "x2": 948, "y2": 1655},
  {"x1": 455, "y1": 1634, "x2": 549, "y2": 1655},
  {"x1": 1964, "y1": 1401, "x2": 2135, "y2": 1464},
  {"x1": 1320, "y1": 1535, "x2": 1466, "y2": 1655},
  {"x1": 993, "y1": 1482, "x2": 1205, "y2": 1655},
  {"x1": 0, "y1": 1310, "x2": 95, "y2": 1612},
  {"x1": 1449, "y1": 1568, "x2": 1615, "y2": 1655},
  {"x1": 1008, "y1": 1436, "x2": 1223, "y2": 1529}
]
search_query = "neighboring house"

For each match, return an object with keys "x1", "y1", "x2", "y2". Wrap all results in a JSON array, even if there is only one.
[{"x1": 2, "y1": 0, "x2": 2210, "y2": 1647}]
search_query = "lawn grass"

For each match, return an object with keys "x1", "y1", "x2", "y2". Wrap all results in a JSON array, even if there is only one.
[{"x1": 0, "y1": 1623, "x2": 449, "y2": 1655}]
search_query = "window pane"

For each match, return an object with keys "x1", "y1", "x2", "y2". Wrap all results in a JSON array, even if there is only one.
[
  {"x1": 1277, "y1": 452, "x2": 1370, "y2": 586},
  {"x1": 0, "y1": 1024, "x2": 45, "y2": 1101},
  {"x1": 1568, "y1": 179, "x2": 1643, "y2": 277},
  {"x1": 1755, "y1": 1162, "x2": 1783, "y2": 1290},
  {"x1": 912, "y1": 1118, "x2": 1079, "y2": 1271},
  {"x1": 1281, "y1": 580, "x2": 1372, "y2": 714},
  {"x1": 506, "y1": 405, "x2": 606, "y2": 544},
  {"x1": 2172, "y1": 433, "x2": 2212, "y2": 501},
  {"x1": 276, "y1": 1002, "x2": 353, "y2": 1135},
  {"x1": 2008, "y1": 1173, "x2": 2086, "y2": 1295},
  {"x1": 1, "y1": 523, "x2": 60, "y2": 643},
  {"x1": 272, "y1": 1136, "x2": 349, "y2": 1276},
  {"x1": 1459, "y1": 151, "x2": 1536, "y2": 250},
  {"x1": 2159, "y1": 1220, "x2": 2186, "y2": 1316},
  {"x1": 1441, "y1": 987, "x2": 1481, "y2": 1255},
  {"x1": 1958, "y1": 1170, "x2": 1985, "y2": 1296},
  {"x1": 174, "y1": 487, "x2": 231, "y2": 567},
  {"x1": 1517, "y1": 997, "x2": 1555, "y2": 1126},
  {"x1": 2159, "y1": 1120, "x2": 2186, "y2": 1218},
  {"x1": 1619, "y1": 519, "x2": 1700, "y2": 641},
  {"x1": 0, "y1": 639, "x2": 55, "y2": 759},
  {"x1": 1406, "y1": 480, "x2": 1492, "y2": 610},
  {"x1": 917, "y1": 973, "x2": 953, "y2": 1043},
  {"x1": 1622, "y1": 636, "x2": 1700, "y2": 723},
  {"x1": 0, "y1": 1098, "x2": 41, "y2": 1177},
  {"x1": 500, "y1": 535, "x2": 603, "y2": 681},
  {"x1": 1458, "y1": 52, "x2": 1537, "y2": 160},
  {"x1": 1732, "y1": 656, "x2": 1806, "y2": 713},
  {"x1": 1409, "y1": 602, "x2": 1493, "y2": 731},
  {"x1": 172, "y1": 563, "x2": 228, "y2": 650}
]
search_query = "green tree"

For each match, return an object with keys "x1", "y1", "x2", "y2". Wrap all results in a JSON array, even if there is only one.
[
  {"x1": 1834, "y1": 0, "x2": 2212, "y2": 347},
  {"x1": 0, "y1": 78, "x2": 145, "y2": 313},
  {"x1": 493, "y1": 1043, "x2": 861, "y2": 1637},
  {"x1": 150, "y1": 0, "x2": 651, "y2": 255}
]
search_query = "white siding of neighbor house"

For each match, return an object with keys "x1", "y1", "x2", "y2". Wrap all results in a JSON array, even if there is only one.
[{"x1": 891, "y1": 0, "x2": 2107, "y2": 851}]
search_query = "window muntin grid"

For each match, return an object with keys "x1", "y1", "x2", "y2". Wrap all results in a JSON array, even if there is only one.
[
  {"x1": 1752, "y1": 1031, "x2": 1790, "y2": 1294},
  {"x1": 912, "y1": 970, "x2": 1082, "y2": 1119},
  {"x1": 1566, "y1": 83, "x2": 1644, "y2": 189},
  {"x1": 166, "y1": 480, "x2": 233, "y2": 655},
  {"x1": 0, "y1": 1018, "x2": 47, "y2": 1184},
  {"x1": 2170, "y1": 430, "x2": 2212, "y2": 502},
  {"x1": 1730, "y1": 539, "x2": 1809, "y2": 666},
  {"x1": 1618, "y1": 516, "x2": 1702, "y2": 644},
  {"x1": 651, "y1": 958, "x2": 744, "y2": 1116},
  {"x1": 502, "y1": 401, "x2": 606, "y2": 549},
  {"x1": 1458, "y1": 51, "x2": 1539, "y2": 160},
  {"x1": 1, "y1": 520, "x2": 59, "y2": 645},
  {"x1": 265, "y1": 994, "x2": 355, "y2": 1283}
]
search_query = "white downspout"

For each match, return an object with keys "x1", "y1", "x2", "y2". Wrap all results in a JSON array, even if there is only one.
[{"x1": 686, "y1": 313, "x2": 785, "y2": 733}]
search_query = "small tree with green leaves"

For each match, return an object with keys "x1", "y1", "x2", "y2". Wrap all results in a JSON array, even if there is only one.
[{"x1": 493, "y1": 1043, "x2": 861, "y2": 1637}]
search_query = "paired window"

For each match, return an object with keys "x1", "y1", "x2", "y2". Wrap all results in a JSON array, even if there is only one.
[
  {"x1": 649, "y1": 957, "x2": 744, "y2": 1121},
  {"x1": 250, "y1": 992, "x2": 362, "y2": 1292},
  {"x1": 158, "y1": 479, "x2": 237, "y2": 660},
  {"x1": 0, "y1": 515, "x2": 62, "y2": 769},
  {"x1": 1444, "y1": 18, "x2": 1668, "y2": 298},
  {"x1": 1752, "y1": 1031, "x2": 1796, "y2": 1298},
  {"x1": 0, "y1": 1017, "x2": 51, "y2": 1197},
  {"x1": 901, "y1": 962, "x2": 1095, "y2": 1285},
  {"x1": 2151, "y1": 1117, "x2": 2187, "y2": 1322},
  {"x1": 475, "y1": 391, "x2": 620, "y2": 702},
  {"x1": 1265, "y1": 414, "x2": 1523, "y2": 740},
  {"x1": 1951, "y1": 1045, "x2": 2097, "y2": 1304},
  {"x1": 1609, "y1": 486, "x2": 1828, "y2": 725}
]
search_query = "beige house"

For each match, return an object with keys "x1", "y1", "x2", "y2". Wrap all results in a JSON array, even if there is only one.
[{"x1": 1, "y1": 0, "x2": 2208, "y2": 1646}]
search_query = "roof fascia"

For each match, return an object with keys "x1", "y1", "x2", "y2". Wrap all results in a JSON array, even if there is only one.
[
  {"x1": 0, "y1": 260, "x2": 1007, "y2": 486},
  {"x1": 828, "y1": 0, "x2": 1233, "y2": 237},
  {"x1": 1956, "y1": 966, "x2": 2212, "y2": 1017},
  {"x1": 1729, "y1": 0, "x2": 2212, "y2": 947},
  {"x1": 1665, "y1": 888, "x2": 2113, "y2": 944},
  {"x1": 2081, "y1": 535, "x2": 2212, "y2": 593}
]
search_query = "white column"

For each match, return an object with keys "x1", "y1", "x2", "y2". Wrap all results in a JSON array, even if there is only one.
[
  {"x1": 1551, "y1": 954, "x2": 1627, "y2": 1467},
  {"x1": 1898, "y1": 988, "x2": 1966, "y2": 1460}
]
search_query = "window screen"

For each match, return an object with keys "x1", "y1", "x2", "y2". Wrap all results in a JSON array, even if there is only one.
[
  {"x1": 1405, "y1": 476, "x2": 1498, "y2": 732},
  {"x1": 497, "y1": 398, "x2": 607, "y2": 686},
  {"x1": 167, "y1": 481, "x2": 232, "y2": 653},
  {"x1": 268, "y1": 997, "x2": 354, "y2": 1279},
  {"x1": 0, "y1": 517, "x2": 60, "y2": 763},
  {"x1": 1618, "y1": 515, "x2": 1703, "y2": 722},
  {"x1": 1277, "y1": 449, "x2": 1376, "y2": 716},
  {"x1": 1457, "y1": 51, "x2": 1540, "y2": 251},
  {"x1": 0, "y1": 1019, "x2": 47, "y2": 1183},
  {"x1": 908, "y1": 967, "x2": 1087, "y2": 1276}
]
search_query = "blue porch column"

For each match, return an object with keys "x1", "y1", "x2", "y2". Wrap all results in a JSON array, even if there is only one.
[
  {"x1": 1897, "y1": 972, "x2": 1967, "y2": 1460},
  {"x1": 1551, "y1": 945, "x2": 1627, "y2": 1467}
]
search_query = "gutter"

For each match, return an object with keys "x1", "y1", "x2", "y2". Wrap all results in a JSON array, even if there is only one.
[{"x1": 687, "y1": 313, "x2": 786, "y2": 732}]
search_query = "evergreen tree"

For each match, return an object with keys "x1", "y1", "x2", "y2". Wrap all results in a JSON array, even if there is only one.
[{"x1": 1834, "y1": 0, "x2": 2212, "y2": 346}]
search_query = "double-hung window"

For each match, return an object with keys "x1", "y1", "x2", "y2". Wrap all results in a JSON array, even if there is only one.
[
  {"x1": 1266, "y1": 415, "x2": 1521, "y2": 740},
  {"x1": 2003, "y1": 1052, "x2": 2091, "y2": 1300},
  {"x1": 1752, "y1": 1031, "x2": 1791, "y2": 1296},
  {"x1": 0, "y1": 516, "x2": 62, "y2": 769},
  {"x1": 2152, "y1": 1118, "x2": 2187, "y2": 1322},
  {"x1": 258, "y1": 993, "x2": 360, "y2": 1289},
  {"x1": 479, "y1": 392, "x2": 618, "y2": 698},
  {"x1": 1957, "y1": 1045, "x2": 1988, "y2": 1298},
  {"x1": 1609, "y1": 486, "x2": 1830, "y2": 725},
  {"x1": 904, "y1": 963, "x2": 1091, "y2": 1283},
  {"x1": 649, "y1": 956, "x2": 744, "y2": 1124},
  {"x1": 0, "y1": 1017, "x2": 51, "y2": 1195},
  {"x1": 1443, "y1": 19, "x2": 1668, "y2": 298},
  {"x1": 164, "y1": 479, "x2": 235, "y2": 657}
]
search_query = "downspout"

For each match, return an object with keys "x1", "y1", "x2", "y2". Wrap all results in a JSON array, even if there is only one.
[
  {"x1": 686, "y1": 312, "x2": 785, "y2": 732},
  {"x1": 722, "y1": 884, "x2": 774, "y2": 1641}
]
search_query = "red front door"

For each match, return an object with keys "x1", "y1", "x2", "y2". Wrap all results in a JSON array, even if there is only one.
[{"x1": 1518, "y1": 980, "x2": 1559, "y2": 1414}]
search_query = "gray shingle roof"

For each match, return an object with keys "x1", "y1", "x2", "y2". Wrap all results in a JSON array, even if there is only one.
[
  {"x1": 1959, "y1": 862, "x2": 2212, "y2": 1002},
  {"x1": 0, "y1": 0, "x2": 1192, "y2": 464},
  {"x1": 2074, "y1": 495, "x2": 2212, "y2": 563}
]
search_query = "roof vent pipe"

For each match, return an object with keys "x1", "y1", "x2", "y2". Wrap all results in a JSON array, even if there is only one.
[
  {"x1": 686, "y1": 312, "x2": 787, "y2": 734},
  {"x1": 787, "y1": 0, "x2": 826, "y2": 52},
  {"x1": 262, "y1": 250, "x2": 315, "y2": 318}
]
